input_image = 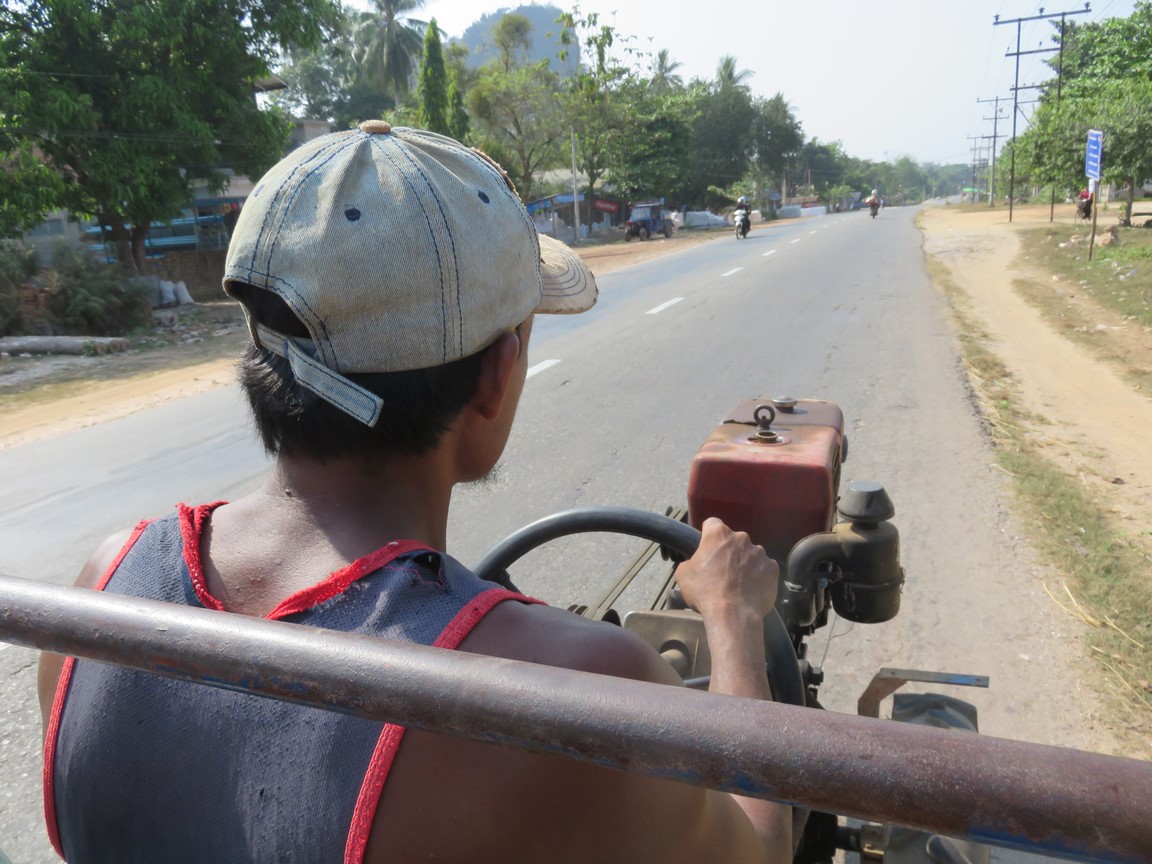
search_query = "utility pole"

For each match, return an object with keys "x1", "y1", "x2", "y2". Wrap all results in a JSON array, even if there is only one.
[
  {"x1": 570, "y1": 129, "x2": 581, "y2": 245},
  {"x1": 968, "y1": 134, "x2": 994, "y2": 202},
  {"x1": 993, "y1": 4, "x2": 1092, "y2": 222},
  {"x1": 977, "y1": 96, "x2": 1006, "y2": 207}
]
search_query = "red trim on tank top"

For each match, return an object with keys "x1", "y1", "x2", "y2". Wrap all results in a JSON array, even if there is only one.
[
  {"x1": 342, "y1": 588, "x2": 545, "y2": 864},
  {"x1": 177, "y1": 502, "x2": 430, "y2": 619},
  {"x1": 43, "y1": 519, "x2": 153, "y2": 860},
  {"x1": 178, "y1": 501, "x2": 228, "y2": 610},
  {"x1": 267, "y1": 540, "x2": 430, "y2": 620}
]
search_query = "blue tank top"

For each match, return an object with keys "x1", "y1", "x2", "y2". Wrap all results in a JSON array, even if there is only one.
[{"x1": 44, "y1": 503, "x2": 535, "y2": 863}]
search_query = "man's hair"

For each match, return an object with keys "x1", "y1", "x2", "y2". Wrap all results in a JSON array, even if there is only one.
[{"x1": 233, "y1": 283, "x2": 486, "y2": 460}]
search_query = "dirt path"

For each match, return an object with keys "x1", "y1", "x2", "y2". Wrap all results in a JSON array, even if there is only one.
[{"x1": 920, "y1": 204, "x2": 1152, "y2": 555}]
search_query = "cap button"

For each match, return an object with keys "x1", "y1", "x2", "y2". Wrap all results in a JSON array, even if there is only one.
[{"x1": 359, "y1": 120, "x2": 392, "y2": 135}]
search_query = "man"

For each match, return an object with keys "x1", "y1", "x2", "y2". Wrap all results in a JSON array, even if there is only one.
[
  {"x1": 38, "y1": 122, "x2": 790, "y2": 863},
  {"x1": 1078, "y1": 186, "x2": 1093, "y2": 220}
]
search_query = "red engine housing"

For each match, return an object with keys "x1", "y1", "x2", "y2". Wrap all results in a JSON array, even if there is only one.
[{"x1": 686, "y1": 398, "x2": 845, "y2": 563}]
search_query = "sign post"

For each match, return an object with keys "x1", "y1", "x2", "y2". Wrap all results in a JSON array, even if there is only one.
[{"x1": 1085, "y1": 129, "x2": 1103, "y2": 260}]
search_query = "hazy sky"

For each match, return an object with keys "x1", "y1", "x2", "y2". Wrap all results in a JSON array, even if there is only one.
[{"x1": 407, "y1": 0, "x2": 1137, "y2": 166}]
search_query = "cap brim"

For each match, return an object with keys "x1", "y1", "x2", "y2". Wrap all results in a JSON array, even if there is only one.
[{"x1": 536, "y1": 233, "x2": 598, "y2": 315}]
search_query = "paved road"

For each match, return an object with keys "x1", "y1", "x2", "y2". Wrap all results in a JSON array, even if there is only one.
[{"x1": 0, "y1": 208, "x2": 1106, "y2": 863}]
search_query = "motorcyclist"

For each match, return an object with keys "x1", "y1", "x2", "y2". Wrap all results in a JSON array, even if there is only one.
[
  {"x1": 866, "y1": 189, "x2": 881, "y2": 216},
  {"x1": 735, "y1": 196, "x2": 751, "y2": 236},
  {"x1": 1077, "y1": 187, "x2": 1093, "y2": 220}
]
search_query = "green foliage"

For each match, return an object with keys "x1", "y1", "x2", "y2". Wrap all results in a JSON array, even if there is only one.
[
  {"x1": 418, "y1": 19, "x2": 449, "y2": 134},
  {"x1": 606, "y1": 85, "x2": 695, "y2": 201},
  {"x1": 1049, "y1": 2, "x2": 1152, "y2": 95},
  {"x1": 557, "y1": 9, "x2": 637, "y2": 206},
  {"x1": 0, "y1": 145, "x2": 66, "y2": 239},
  {"x1": 351, "y1": 0, "x2": 428, "y2": 99},
  {"x1": 0, "y1": 0, "x2": 341, "y2": 272},
  {"x1": 468, "y1": 14, "x2": 564, "y2": 200},
  {"x1": 1018, "y1": 4, "x2": 1152, "y2": 217},
  {"x1": 0, "y1": 243, "x2": 39, "y2": 336},
  {"x1": 40, "y1": 244, "x2": 152, "y2": 336},
  {"x1": 447, "y1": 73, "x2": 471, "y2": 143},
  {"x1": 677, "y1": 67, "x2": 757, "y2": 207}
]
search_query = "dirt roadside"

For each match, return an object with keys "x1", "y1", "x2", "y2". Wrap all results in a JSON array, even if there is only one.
[
  {"x1": 0, "y1": 228, "x2": 728, "y2": 448},
  {"x1": 920, "y1": 203, "x2": 1152, "y2": 560}
]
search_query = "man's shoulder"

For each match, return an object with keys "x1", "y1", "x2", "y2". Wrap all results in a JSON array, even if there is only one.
[{"x1": 461, "y1": 600, "x2": 679, "y2": 685}]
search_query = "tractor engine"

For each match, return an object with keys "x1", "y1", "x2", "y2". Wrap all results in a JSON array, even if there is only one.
[{"x1": 685, "y1": 397, "x2": 904, "y2": 639}]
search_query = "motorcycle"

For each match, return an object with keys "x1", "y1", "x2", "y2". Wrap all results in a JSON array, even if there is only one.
[
  {"x1": 869, "y1": 200, "x2": 880, "y2": 219},
  {"x1": 735, "y1": 208, "x2": 751, "y2": 239},
  {"x1": 1077, "y1": 196, "x2": 1093, "y2": 221}
]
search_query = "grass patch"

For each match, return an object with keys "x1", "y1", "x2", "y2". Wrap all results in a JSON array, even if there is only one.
[
  {"x1": 1015, "y1": 225, "x2": 1152, "y2": 394},
  {"x1": 923, "y1": 250, "x2": 1152, "y2": 734},
  {"x1": 1021, "y1": 224, "x2": 1152, "y2": 324}
]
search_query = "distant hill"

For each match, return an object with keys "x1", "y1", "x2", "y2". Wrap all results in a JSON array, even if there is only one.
[{"x1": 452, "y1": 4, "x2": 579, "y2": 75}]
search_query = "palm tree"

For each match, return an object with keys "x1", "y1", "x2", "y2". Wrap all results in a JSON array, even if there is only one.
[
  {"x1": 715, "y1": 55, "x2": 753, "y2": 91},
  {"x1": 352, "y1": 0, "x2": 428, "y2": 99},
  {"x1": 651, "y1": 49, "x2": 683, "y2": 91}
]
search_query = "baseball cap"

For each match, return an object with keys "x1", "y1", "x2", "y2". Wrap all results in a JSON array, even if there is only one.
[{"x1": 223, "y1": 120, "x2": 597, "y2": 427}]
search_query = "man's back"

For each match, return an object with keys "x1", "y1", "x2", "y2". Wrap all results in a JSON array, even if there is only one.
[{"x1": 41, "y1": 499, "x2": 786, "y2": 864}]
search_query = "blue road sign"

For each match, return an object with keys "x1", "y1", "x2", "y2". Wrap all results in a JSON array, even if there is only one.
[{"x1": 1085, "y1": 129, "x2": 1103, "y2": 181}]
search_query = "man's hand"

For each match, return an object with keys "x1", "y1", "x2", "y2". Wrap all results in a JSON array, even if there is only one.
[{"x1": 674, "y1": 517, "x2": 779, "y2": 621}]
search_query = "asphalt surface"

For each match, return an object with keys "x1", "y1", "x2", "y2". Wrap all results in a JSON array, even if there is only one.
[{"x1": 0, "y1": 207, "x2": 1109, "y2": 863}]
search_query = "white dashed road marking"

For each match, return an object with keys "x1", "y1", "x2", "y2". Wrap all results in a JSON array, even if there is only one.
[
  {"x1": 527, "y1": 359, "x2": 561, "y2": 378},
  {"x1": 647, "y1": 298, "x2": 684, "y2": 315},
  {"x1": 721, "y1": 268, "x2": 742, "y2": 277},
  {"x1": 762, "y1": 250, "x2": 777, "y2": 257},
  {"x1": 790, "y1": 239, "x2": 800, "y2": 244}
]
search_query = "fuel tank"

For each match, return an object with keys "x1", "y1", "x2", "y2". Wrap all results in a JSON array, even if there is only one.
[{"x1": 686, "y1": 397, "x2": 845, "y2": 564}]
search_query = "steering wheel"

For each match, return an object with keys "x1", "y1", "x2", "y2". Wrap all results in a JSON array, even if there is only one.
[{"x1": 472, "y1": 506, "x2": 806, "y2": 707}]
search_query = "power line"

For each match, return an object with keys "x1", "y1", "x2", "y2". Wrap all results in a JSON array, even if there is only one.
[{"x1": 993, "y1": 3, "x2": 1093, "y2": 221}]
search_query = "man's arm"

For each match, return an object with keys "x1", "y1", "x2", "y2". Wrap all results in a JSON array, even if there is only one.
[
  {"x1": 37, "y1": 529, "x2": 133, "y2": 733},
  {"x1": 379, "y1": 517, "x2": 792, "y2": 864},
  {"x1": 672, "y1": 517, "x2": 792, "y2": 860}
]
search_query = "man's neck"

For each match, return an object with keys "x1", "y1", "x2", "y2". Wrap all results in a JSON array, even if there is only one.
[{"x1": 257, "y1": 451, "x2": 456, "y2": 552}]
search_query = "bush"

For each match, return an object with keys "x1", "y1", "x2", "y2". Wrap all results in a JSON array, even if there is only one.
[
  {"x1": 0, "y1": 242, "x2": 39, "y2": 337},
  {"x1": 40, "y1": 243, "x2": 153, "y2": 336}
]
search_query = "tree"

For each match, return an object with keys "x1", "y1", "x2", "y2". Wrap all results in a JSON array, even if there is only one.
[
  {"x1": 351, "y1": 0, "x2": 428, "y2": 100},
  {"x1": 418, "y1": 19, "x2": 449, "y2": 134},
  {"x1": 650, "y1": 49, "x2": 683, "y2": 93},
  {"x1": 606, "y1": 80, "x2": 695, "y2": 202},
  {"x1": 677, "y1": 59, "x2": 757, "y2": 208},
  {"x1": 557, "y1": 9, "x2": 636, "y2": 216},
  {"x1": 0, "y1": 0, "x2": 341, "y2": 271},
  {"x1": 1047, "y1": 2, "x2": 1152, "y2": 95},
  {"x1": 467, "y1": 14, "x2": 564, "y2": 200},
  {"x1": 1019, "y1": 3, "x2": 1152, "y2": 221},
  {"x1": 746, "y1": 93, "x2": 804, "y2": 210},
  {"x1": 0, "y1": 144, "x2": 65, "y2": 239},
  {"x1": 447, "y1": 71, "x2": 471, "y2": 143}
]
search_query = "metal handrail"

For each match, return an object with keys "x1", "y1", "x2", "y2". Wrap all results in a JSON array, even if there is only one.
[{"x1": 2, "y1": 573, "x2": 1149, "y2": 863}]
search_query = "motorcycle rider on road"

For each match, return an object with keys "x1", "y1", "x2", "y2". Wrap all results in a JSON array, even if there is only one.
[
  {"x1": 865, "y1": 189, "x2": 881, "y2": 216},
  {"x1": 735, "y1": 195, "x2": 751, "y2": 238}
]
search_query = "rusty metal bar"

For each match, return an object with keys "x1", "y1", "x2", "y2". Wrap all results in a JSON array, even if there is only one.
[{"x1": 2, "y1": 573, "x2": 1149, "y2": 863}]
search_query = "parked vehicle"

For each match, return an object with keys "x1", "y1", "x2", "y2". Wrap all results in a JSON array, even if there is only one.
[{"x1": 624, "y1": 202, "x2": 675, "y2": 241}]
